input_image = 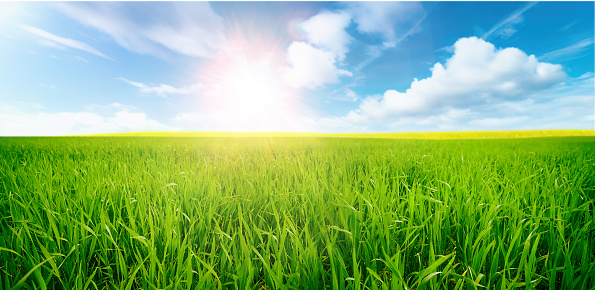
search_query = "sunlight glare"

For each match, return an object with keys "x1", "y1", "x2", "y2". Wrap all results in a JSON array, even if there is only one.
[
  {"x1": 221, "y1": 56, "x2": 280, "y2": 113},
  {"x1": 200, "y1": 44, "x2": 303, "y2": 132}
]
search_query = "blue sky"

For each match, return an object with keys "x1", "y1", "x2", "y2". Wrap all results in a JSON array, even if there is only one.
[{"x1": 0, "y1": 1, "x2": 593, "y2": 135}]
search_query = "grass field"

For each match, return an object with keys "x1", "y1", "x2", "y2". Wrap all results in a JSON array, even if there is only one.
[{"x1": 0, "y1": 136, "x2": 594, "y2": 289}]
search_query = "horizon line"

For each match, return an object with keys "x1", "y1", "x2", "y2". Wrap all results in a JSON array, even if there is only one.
[{"x1": 1, "y1": 129, "x2": 591, "y2": 139}]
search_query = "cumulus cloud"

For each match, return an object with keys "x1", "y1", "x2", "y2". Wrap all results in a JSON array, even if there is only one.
[
  {"x1": 22, "y1": 25, "x2": 114, "y2": 60},
  {"x1": 0, "y1": 104, "x2": 175, "y2": 136},
  {"x1": 345, "y1": 2, "x2": 425, "y2": 48},
  {"x1": 284, "y1": 42, "x2": 352, "y2": 89},
  {"x1": 283, "y1": 3, "x2": 426, "y2": 89},
  {"x1": 325, "y1": 37, "x2": 569, "y2": 130},
  {"x1": 283, "y1": 9, "x2": 356, "y2": 89},
  {"x1": 299, "y1": 11, "x2": 352, "y2": 59},
  {"x1": 53, "y1": 2, "x2": 227, "y2": 59},
  {"x1": 118, "y1": 78, "x2": 204, "y2": 97},
  {"x1": 354, "y1": 37, "x2": 566, "y2": 120}
]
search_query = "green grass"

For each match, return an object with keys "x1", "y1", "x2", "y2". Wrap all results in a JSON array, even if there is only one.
[{"x1": 0, "y1": 136, "x2": 593, "y2": 289}]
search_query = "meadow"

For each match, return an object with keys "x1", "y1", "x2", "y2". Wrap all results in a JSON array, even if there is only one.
[{"x1": 0, "y1": 136, "x2": 593, "y2": 289}]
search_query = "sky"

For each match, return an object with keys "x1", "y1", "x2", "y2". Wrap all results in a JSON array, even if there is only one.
[{"x1": 0, "y1": 1, "x2": 593, "y2": 135}]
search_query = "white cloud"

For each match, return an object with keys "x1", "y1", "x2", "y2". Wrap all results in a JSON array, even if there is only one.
[
  {"x1": 483, "y1": 2, "x2": 536, "y2": 40},
  {"x1": 282, "y1": 10, "x2": 355, "y2": 89},
  {"x1": 386, "y1": 108, "x2": 474, "y2": 130},
  {"x1": 355, "y1": 37, "x2": 565, "y2": 120},
  {"x1": 346, "y1": 2, "x2": 425, "y2": 48},
  {"x1": 74, "y1": 56, "x2": 89, "y2": 63},
  {"x1": 108, "y1": 111, "x2": 167, "y2": 131},
  {"x1": 172, "y1": 109, "x2": 313, "y2": 132},
  {"x1": 559, "y1": 20, "x2": 578, "y2": 32},
  {"x1": 326, "y1": 88, "x2": 360, "y2": 102},
  {"x1": 335, "y1": 88, "x2": 359, "y2": 102},
  {"x1": 469, "y1": 116, "x2": 529, "y2": 127},
  {"x1": 22, "y1": 25, "x2": 114, "y2": 60},
  {"x1": 84, "y1": 102, "x2": 138, "y2": 112},
  {"x1": 283, "y1": 4, "x2": 425, "y2": 89},
  {"x1": 299, "y1": 11, "x2": 352, "y2": 59},
  {"x1": 315, "y1": 112, "x2": 371, "y2": 133},
  {"x1": 284, "y1": 42, "x2": 352, "y2": 89},
  {"x1": 495, "y1": 27, "x2": 517, "y2": 39},
  {"x1": 118, "y1": 78, "x2": 204, "y2": 97},
  {"x1": 539, "y1": 37, "x2": 594, "y2": 61},
  {"x1": 353, "y1": 46, "x2": 383, "y2": 72},
  {"x1": 0, "y1": 106, "x2": 175, "y2": 136},
  {"x1": 54, "y1": 2, "x2": 227, "y2": 59},
  {"x1": 37, "y1": 39, "x2": 66, "y2": 50},
  {"x1": 518, "y1": 94, "x2": 594, "y2": 130},
  {"x1": 325, "y1": 37, "x2": 569, "y2": 130}
]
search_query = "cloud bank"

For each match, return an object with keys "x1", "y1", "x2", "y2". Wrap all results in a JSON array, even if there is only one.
[
  {"x1": 0, "y1": 103, "x2": 175, "y2": 136},
  {"x1": 324, "y1": 37, "x2": 569, "y2": 129}
]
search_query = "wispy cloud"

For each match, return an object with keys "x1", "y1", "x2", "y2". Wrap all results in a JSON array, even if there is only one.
[
  {"x1": 327, "y1": 88, "x2": 360, "y2": 102},
  {"x1": 74, "y1": 56, "x2": 89, "y2": 63},
  {"x1": 539, "y1": 37, "x2": 594, "y2": 61},
  {"x1": 483, "y1": 2, "x2": 537, "y2": 40},
  {"x1": 346, "y1": 2, "x2": 425, "y2": 48},
  {"x1": 559, "y1": 20, "x2": 579, "y2": 31},
  {"x1": 53, "y1": 2, "x2": 227, "y2": 59},
  {"x1": 118, "y1": 78, "x2": 204, "y2": 97},
  {"x1": 84, "y1": 102, "x2": 138, "y2": 112},
  {"x1": 22, "y1": 25, "x2": 114, "y2": 61},
  {"x1": 346, "y1": 2, "x2": 425, "y2": 71},
  {"x1": 354, "y1": 46, "x2": 383, "y2": 73}
]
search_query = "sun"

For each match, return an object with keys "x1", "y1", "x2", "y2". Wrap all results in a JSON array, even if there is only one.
[
  {"x1": 218, "y1": 55, "x2": 281, "y2": 114},
  {"x1": 199, "y1": 45, "x2": 302, "y2": 132}
]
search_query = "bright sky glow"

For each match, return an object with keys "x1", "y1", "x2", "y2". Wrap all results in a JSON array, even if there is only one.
[
  {"x1": 198, "y1": 42, "x2": 301, "y2": 131},
  {"x1": 0, "y1": 2, "x2": 593, "y2": 135}
]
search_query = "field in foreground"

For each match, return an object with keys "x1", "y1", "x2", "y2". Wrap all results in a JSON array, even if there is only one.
[{"x1": 0, "y1": 136, "x2": 593, "y2": 289}]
